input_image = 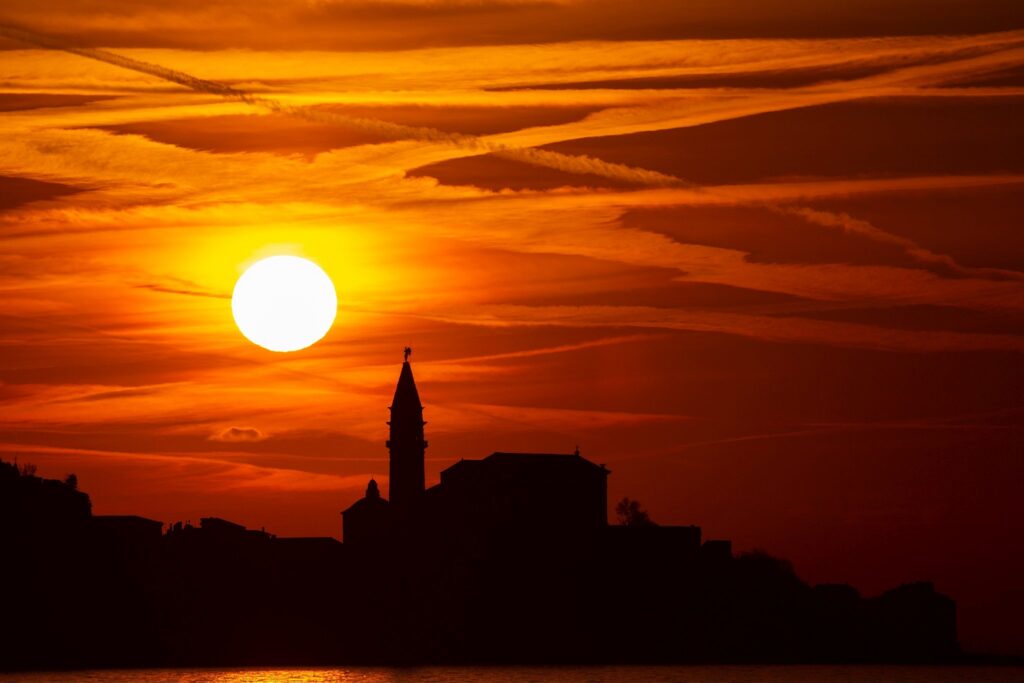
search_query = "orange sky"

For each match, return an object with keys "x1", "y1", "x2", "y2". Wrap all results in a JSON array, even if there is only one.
[{"x1": 1, "y1": 0, "x2": 1023, "y2": 656}]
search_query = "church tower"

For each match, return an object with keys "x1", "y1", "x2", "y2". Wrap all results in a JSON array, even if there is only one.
[{"x1": 387, "y1": 348, "x2": 426, "y2": 506}]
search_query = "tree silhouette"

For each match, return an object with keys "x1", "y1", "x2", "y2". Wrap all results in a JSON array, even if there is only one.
[{"x1": 615, "y1": 497, "x2": 656, "y2": 526}]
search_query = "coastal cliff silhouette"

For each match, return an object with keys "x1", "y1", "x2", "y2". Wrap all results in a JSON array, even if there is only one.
[{"x1": 0, "y1": 353, "x2": 958, "y2": 670}]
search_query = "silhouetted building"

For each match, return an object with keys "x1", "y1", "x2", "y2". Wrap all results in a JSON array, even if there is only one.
[
  {"x1": 432, "y1": 451, "x2": 609, "y2": 536},
  {"x1": 342, "y1": 478, "x2": 392, "y2": 548},
  {"x1": 91, "y1": 515, "x2": 164, "y2": 566},
  {"x1": 92, "y1": 514, "x2": 163, "y2": 542},
  {"x1": 0, "y1": 353, "x2": 962, "y2": 669},
  {"x1": 346, "y1": 358, "x2": 611, "y2": 549},
  {"x1": 198, "y1": 516, "x2": 273, "y2": 540}
]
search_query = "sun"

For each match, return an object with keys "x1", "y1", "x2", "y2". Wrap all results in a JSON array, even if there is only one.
[{"x1": 231, "y1": 255, "x2": 337, "y2": 352}]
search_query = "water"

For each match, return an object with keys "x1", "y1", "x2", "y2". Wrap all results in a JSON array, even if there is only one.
[{"x1": 1, "y1": 667, "x2": 1021, "y2": 683}]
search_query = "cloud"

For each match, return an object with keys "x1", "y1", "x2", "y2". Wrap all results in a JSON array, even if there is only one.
[
  {"x1": 11, "y1": 23, "x2": 1023, "y2": 195},
  {"x1": 412, "y1": 303, "x2": 1024, "y2": 353},
  {"x1": 210, "y1": 426, "x2": 267, "y2": 442},
  {"x1": 134, "y1": 282, "x2": 231, "y2": 299},
  {"x1": 8, "y1": 22, "x2": 1010, "y2": 295},
  {"x1": 0, "y1": 23, "x2": 685, "y2": 189},
  {"x1": 780, "y1": 206, "x2": 1024, "y2": 282},
  {"x1": 2, "y1": 0, "x2": 1023, "y2": 52}
]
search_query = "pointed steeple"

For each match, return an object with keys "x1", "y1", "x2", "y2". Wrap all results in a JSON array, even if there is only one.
[
  {"x1": 387, "y1": 349, "x2": 427, "y2": 506},
  {"x1": 391, "y1": 357, "x2": 422, "y2": 414}
]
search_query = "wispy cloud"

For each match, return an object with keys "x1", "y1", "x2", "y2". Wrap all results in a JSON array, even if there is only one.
[{"x1": 210, "y1": 426, "x2": 267, "y2": 442}]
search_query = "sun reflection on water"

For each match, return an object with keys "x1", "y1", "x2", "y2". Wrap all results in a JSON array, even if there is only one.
[
  {"x1": 179, "y1": 672, "x2": 377, "y2": 683},
  {"x1": 3, "y1": 667, "x2": 1024, "y2": 683}
]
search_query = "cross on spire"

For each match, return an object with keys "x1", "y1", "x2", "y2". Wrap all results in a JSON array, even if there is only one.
[{"x1": 404, "y1": 346, "x2": 412, "y2": 362}]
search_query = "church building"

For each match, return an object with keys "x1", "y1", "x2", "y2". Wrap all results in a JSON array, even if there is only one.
[{"x1": 342, "y1": 350, "x2": 610, "y2": 548}]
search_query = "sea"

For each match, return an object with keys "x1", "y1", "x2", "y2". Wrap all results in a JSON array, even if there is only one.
[{"x1": 1, "y1": 667, "x2": 1022, "y2": 683}]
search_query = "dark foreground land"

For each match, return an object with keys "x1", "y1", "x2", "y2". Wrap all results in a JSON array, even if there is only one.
[{"x1": 0, "y1": 459, "x2": 958, "y2": 670}]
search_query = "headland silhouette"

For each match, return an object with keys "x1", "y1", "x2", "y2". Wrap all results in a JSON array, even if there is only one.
[{"x1": 0, "y1": 353, "x2": 958, "y2": 670}]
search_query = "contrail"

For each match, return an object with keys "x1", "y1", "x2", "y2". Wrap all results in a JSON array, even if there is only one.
[
  {"x1": 774, "y1": 206, "x2": 1024, "y2": 282},
  {"x1": 0, "y1": 23, "x2": 687, "y2": 188},
  {"x1": 4, "y1": 23, "x2": 1020, "y2": 282}
]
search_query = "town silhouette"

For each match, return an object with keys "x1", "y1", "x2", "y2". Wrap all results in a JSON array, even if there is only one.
[{"x1": 1, "y1": 353, "x2": 958, "y2": 670}]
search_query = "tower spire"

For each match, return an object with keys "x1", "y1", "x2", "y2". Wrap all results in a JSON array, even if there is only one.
[{"x1": 387, "y1": 349, "x2": 426, "y2": 506}]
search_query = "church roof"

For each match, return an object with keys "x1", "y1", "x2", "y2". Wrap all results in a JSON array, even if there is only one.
[
  {"x1": 342, "y1": 494, "x2": 390, "y2": 516},
  {"x1": 342, "y1": 479, "x2": 390, "y2": 516},
  {"x1": 486, "y1": 452, "x2": 608, "y2": 472},
  {"x1": 439, "y1": 451, "x2": 609, "y2": 486}
]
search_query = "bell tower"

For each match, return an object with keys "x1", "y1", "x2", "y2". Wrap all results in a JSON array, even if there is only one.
[{"x1": 387, "y1": 347, "x2": 426, "y2": 506}]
